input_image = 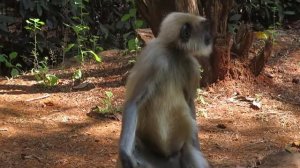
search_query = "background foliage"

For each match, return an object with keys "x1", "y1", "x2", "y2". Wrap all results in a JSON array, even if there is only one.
[
  {"x1": 229, "y1": 0, "x2": 300, "y2": 31},
  {"x1": 0, "y1": 0, "x2": 143, "y2": 76},
  {"x1": 0, "y1": 0, "x2": 299, "y2": 76}
]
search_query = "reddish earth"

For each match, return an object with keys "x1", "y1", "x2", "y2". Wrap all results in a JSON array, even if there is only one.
[{"x1": 0, "y1": 29, "x2": 299, "y2": 168}]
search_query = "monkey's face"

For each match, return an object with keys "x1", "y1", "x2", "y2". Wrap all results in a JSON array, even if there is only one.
[{"x1": 158, "y1": 12, "x2": 213, "y2": 57}]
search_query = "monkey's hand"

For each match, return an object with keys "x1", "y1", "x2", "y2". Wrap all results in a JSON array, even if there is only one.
[{"x1": 119, "y1": 149, "x2": 136, "y2": 168}]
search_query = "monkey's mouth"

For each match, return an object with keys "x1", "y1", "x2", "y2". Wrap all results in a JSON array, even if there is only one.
[
  {"x1": 199, "y1": 20, "x2": 213, "y2": 57},
  {"x1": 193, "y1": 35, "x2": 213, "y2": 57},
  {"x1": 191, "y1": 29, "x2": 213, "y2": 57},
  {"x1": 196, "y1": 44, "x2": 213, "y2": 57}
]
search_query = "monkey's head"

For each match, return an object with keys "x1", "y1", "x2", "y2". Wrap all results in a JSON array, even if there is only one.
[{"x1": 158, "y1": 12, "x2": 213, "y2": 57}]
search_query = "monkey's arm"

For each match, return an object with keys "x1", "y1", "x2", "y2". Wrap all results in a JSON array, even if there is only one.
[
  {"x1": 188, "y1": 97, "x2": 201, "y2": 149},
  {"x1": 119, "y1": 102, "x2": 138, "y2": 168},
  {"x1": 119, "y1": 54, "x2": 167, "y2": 167},
  {"x1": 184, "y1": 83, "x2": 201, "y2": 150}
]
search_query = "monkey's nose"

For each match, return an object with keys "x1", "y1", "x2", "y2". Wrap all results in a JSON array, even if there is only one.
[{"x1": 204, "y1": 32, "x2": 212, "y2": 46}]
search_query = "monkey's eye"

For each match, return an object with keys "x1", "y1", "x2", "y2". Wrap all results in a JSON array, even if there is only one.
[{"x1": 180, "y1": 23, "x2": 192, "y2": 42}]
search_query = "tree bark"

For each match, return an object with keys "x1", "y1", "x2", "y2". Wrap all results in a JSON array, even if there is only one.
[
  {"x1": 203, "y1": 0, "x2": 234, "y2": 37},
  {"x1": 136, "y1": 0, "x2": 199, "y2": 36},
  {"x1": 136, "y1": 0, "x2": 272, "y2": 86}
]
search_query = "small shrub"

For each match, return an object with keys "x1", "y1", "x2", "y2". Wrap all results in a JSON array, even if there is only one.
[
  {"x1": 0, "y1": 51, "x2": 22, "y2": 78},
  {"x1": 94, "y1": 91, "x2": 121, "y2": 114}
]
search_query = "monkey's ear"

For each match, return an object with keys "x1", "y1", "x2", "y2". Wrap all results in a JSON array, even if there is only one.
[{"x1": 180, "y1": 23, "x2": 192, "y2": 42}]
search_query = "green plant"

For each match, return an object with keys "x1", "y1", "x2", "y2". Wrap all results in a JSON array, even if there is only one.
[
  {"x1": 72, "y1": 69, "x2": 82, "y2": 80},
  {"x1": 102, "y1": 91, "x2": 114, "y2": 112},
  {"x1": 25, "y1": 18, "x2": 45, "y2": 69},
  {"x1": 230, "y1": 0, "x2": 300, "y2": 31},
  {"x1": 90, "y1": 35, "x2": 103, "y2": 52},
  {"x1": 32, "y1": 57, "x2": 59, "y2": 86},
  {"x1": 0, "y1": 51, "x2": 22, "y2": 78},
  {"x1": 195, "y1": 89, "x2": 209, "y2": 118},
  {"x1": 95, "y1": 91, "x2": 120, "y2": 114},
  {"x1": 43, "y1": 74, "x2": 59, "y2": 86},
  {"x1": 196, "y1": 89, "x2": 208, "y2": 105},
  {"x1": 127, "y1": 37, "x2": 141, "y2": 52},
  {"x1": 64, "y1": 0, "x2": 102, "y2": 63},
  {"x1": 121, "y1": 0, "x2": 144, "y2": 52},
  {"x1": 25, "y1": 18, "x2": 59, "y2": 86}
]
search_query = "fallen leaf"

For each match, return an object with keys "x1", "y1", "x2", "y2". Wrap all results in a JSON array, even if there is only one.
[
  {"x1": 197, "y1": 109, "x2": 208, "y2": 118},
  {"x1": 44, "y1": 101, "x2": 54, "y2": 106},
  {"x1": 251, "y1": 100, "x2": 262, "y2": 109},
  {"x1": 291, "y1": 141, "x2": 300, "y2": 148}
]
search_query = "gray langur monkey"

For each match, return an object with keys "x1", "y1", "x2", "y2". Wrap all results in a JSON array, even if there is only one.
[{"x1": 117, "y1": 12, "x2": 213, "y2": 168}]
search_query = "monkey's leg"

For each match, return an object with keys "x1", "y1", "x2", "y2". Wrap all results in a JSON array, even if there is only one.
[
  {"x1": 132, "y1": 139, "x2": 182, "y2": 168},
  {"x1": 180, "y1": 143, "x2": 209, "y2": 168}
]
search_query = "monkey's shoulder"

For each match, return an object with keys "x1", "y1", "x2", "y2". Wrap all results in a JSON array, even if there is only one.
[{"x1": 140, "y1": 40, "x2": 170, "y2": 65}]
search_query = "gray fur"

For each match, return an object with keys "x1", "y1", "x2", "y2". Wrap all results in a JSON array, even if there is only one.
[{"x1": 117, "y1": 12, "x2": 212, "y2": 168}]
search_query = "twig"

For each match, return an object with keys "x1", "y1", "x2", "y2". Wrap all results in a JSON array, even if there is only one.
[{"x1": 25, "y1": 94, "x2": 50, "y2": 102}]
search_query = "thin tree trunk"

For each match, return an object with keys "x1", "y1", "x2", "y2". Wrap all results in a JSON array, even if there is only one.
[{"x1": 136, "y1": 0, "x2": 199, "y2": 36}]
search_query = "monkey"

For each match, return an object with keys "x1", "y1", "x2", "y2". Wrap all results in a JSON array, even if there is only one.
[{"x1": 117, "y1": 12, "x2": 213, "y2": 168}]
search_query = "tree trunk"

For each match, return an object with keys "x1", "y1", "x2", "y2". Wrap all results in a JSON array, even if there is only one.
[
  {"x1": 203, "y1": 0, "x2": 234, "y2": 37},
  {"x1": 136, "y1": 0, "x2": 199, "y2": 36},
  {"x1": 136, "y1": 0, "x2": 272, "y2": 86}
]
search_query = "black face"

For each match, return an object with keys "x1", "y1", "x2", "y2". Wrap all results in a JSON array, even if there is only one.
[
  {"x1": 179, "y1": 21, "x2": 212, "y2": 47},
  {"x1": 180, "y1": 23, "x2": 192, "y2": 43}
]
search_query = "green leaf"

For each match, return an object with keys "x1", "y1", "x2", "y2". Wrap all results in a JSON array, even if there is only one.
[
  {"x1": 11, "y1": 68, "x2": 19, "y2": 78},
  {"x1": 105, "y1": 91, "x2": 113, "y2": 99},
  {"x1": 24, "y1": 26, "x2": 31, "y2": 30},
  {"x1": 16, "y1": 63, "x2": 22, "y2": 67},
  {"x1": 64, "y1": 43, "x2": 75, "y2": 53},
  {"x1": 255, "y1": 32, "x2": 269, "y2": 40},
  {"x1": 37, "y1": 20, "x2": 45, "y2": 26},
  {"x1": 44, "y1": 74, "x2": 59, "y2": 86},
  {"x1": 96, "y1": 46, "x2": 104, "y2": 52},
  {"x1": 0, "y1": 54, "x2": 7, "y2": 62},
  {"x1": 26, "y1": 19, "x2": 32, "y2": 24},
  {"x1": 86, "y1": 50, "x2": 101, "y2": 62},
  {"x1": 72, "y1": 16, "x2": 81, "y2": 20},
  {"x1": 30, "y1": 18, "x2": 40, "y2": 22},
  {"x1": 73, "y1": 69, "x2": 82, "y2": 80},
  {"x1": 129, "y1": 9, "x2": 137, "y2": 17},
  {"x1": 5, "y1": 61, "x2": 13, "y2": 68},
  {"x1": 9, "y1": 52, "x2": 18, "y2": 60},
  {"x1": 134, "y1": 20, "x2": 144, "y2": 29},
  {"x1": 121, "y1": 14, "x2": 131, "y2": 22},
  {"x1": 63, "y1": 23, "x2": 71, "y2": 27},
  {"x1": 127, "y1": 38, "x2": 137, "y2": 51}
]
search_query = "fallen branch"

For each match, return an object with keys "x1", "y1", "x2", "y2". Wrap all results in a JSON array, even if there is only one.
[{"x1": 25, "y1": 94, "x2": 50, "y2": 102}]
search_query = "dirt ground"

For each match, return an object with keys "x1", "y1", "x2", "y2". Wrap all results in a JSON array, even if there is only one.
[{"x1": 0, "y1": 29, "x2": 300, "y2": 168}]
